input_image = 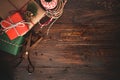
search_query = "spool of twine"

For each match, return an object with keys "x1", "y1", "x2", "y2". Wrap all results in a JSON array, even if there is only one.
[
  {"x1": 40, "y1": 0, "x2": 58, "y2": 10},
  {"x1": 46, "y1": 0, "x2": 67, "y2": 18}
]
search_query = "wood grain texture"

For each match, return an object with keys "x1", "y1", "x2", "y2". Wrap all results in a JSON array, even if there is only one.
[
  {"x1": 14, "y1": 0, "x2": 120, "y2": 80},
  {"x1": 0, "y1": 0, "x2": 120, "y2": 80}
]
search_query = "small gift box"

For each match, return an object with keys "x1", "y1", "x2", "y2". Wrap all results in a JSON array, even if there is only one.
[
  {"x1": 0, "y1": 32, "x2": 24, "y2": 55},
  {"x1": 0, "y1": 12, "x2": 29, "y2": 40}
]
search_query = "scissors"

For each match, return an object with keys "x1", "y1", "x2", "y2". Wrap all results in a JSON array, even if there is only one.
[
  {"x1": 14, "y1": 33, "x2": 34, "y2": 73},
  {"x1": 25, "y1": 32, "x2": 43, "y2": 73},
  {"x1": 14, "y1": 32, "x2": 43, "y2": 73},
  {"x1": 25, "y1": 33, "x2": 35, "y2": 73}
]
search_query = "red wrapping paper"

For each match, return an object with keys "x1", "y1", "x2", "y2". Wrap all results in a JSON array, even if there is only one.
[{"x1": 0, "y1": 12, "x2": 29, "y2": 40}]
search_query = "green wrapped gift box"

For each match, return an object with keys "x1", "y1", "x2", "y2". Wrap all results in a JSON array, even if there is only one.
[{"x1": 0, "y1": 33, "x2": 24, "y2": 55}]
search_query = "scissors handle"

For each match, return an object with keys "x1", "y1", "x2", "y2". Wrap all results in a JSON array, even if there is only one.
[
  {"x1": 26, "y1": 64, "x2": 35, "y2": 73},
  {"x1": 26, "y1": 51, "x2": 35, "y2": 73}
]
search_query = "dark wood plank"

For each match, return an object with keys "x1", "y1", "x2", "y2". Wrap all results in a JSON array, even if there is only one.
[{"x1": 1, "y1": 0, "x2": 120, "y2": 80}]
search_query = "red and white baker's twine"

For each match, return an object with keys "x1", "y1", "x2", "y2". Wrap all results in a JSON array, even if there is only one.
[
  {"x1": 39, "y1": 0, "x2": 67, "y2": 35},
  {"x1": 46, "y1": 0, "x2": 67, "y2": 35},
  {"x1": 46, "y1": 0, "x2": 67, "y2": 18},
  {"x1": 41, "y1": 0, "x2": 58, "y2": 10}
]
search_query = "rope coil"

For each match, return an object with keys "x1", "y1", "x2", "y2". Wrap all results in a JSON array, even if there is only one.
[
  {"x1": 46, "y1": 0, "x2": 67, "y2": 18},
  {"x1": 45, "y1": 0, "x2": 67, "y2": 35}
]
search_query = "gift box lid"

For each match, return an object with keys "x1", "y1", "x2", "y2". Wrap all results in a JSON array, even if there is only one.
[{"x1": 0, "y1": 12, "x2": 29, "y2": 40}]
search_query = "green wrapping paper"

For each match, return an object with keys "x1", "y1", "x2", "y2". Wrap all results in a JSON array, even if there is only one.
[{"x1": 0, "y1": 33, "x2": 24, "y2": 55}]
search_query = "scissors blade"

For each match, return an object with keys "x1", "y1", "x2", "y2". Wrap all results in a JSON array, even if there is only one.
[{"x1": 26, "y1": 33, "x2": 32, "y2": 51}]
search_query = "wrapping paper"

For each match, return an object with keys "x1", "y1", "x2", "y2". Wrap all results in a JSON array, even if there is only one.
[
  {"x1": 0, "y1": 32, "x2": 24, "y2": 55},
  {"x1": 0, "y1": 12, "x2": 29, "y2": 40}
]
